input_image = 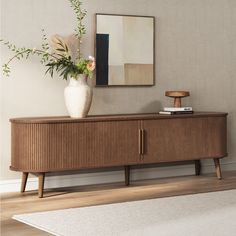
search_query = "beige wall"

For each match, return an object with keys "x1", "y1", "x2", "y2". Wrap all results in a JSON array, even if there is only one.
[{"x1": 1, "y1": 0, "x2": 236, "y2": 181}]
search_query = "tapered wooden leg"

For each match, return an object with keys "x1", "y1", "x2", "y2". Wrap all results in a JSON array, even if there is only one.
[
  {"x1": 21, "y1": 172, "x2": 29, "y2": 193},
  {"x1": 195, "y1": 160, "x2": 201, "y2": 176},
  {"x1": 38, "y1": 173, "x2": 45, "y2": 198},
  {"x1": 124, "y1": 166, "x2": 130, "y2": 186},
  {"x1": 214, "y1": 158, "x2": 222, "y2": 180}
]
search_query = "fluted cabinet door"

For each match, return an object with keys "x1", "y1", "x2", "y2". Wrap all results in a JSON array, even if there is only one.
[
  {"x1": 75, "y1": 120, "x2": 140, "y2": 168},
  {"x1": 11, "y1": 120, "x2": 140, "y2": 172},
  {"x1": 141, "y1": 117, "x2": 227, "y2": 163}
]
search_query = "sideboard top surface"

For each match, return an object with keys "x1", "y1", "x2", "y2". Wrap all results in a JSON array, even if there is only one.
[{"x1": 10, "y1": 112, "x2": 228, "y2": 124}]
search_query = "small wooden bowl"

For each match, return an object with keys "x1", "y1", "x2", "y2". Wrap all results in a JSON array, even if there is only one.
[{"x1": 165, "y1": 91, "x2": 190, "y2": 107}]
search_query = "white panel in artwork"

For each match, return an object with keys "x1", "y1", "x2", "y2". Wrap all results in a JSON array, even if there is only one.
[
  {"x1": 96, "y1": 15, "x2": 124, "y2": 66},
  {"x1": 123, "y1": 17, "x2": 153, "y2": 64}
]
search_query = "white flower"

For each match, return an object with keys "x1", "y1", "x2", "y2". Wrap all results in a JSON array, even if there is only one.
[{"x1": 88, "y1": 56, "x2": 95, "y2": 61}]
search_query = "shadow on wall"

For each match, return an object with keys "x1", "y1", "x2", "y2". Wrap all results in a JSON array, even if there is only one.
[{"x1": 139, "y1": 101, "x2": 162, "y2": 113}]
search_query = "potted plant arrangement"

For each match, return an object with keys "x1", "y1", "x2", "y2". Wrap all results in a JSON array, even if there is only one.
[{"x1": 0, "y1": 0, "x2": 95, "y2": 118}]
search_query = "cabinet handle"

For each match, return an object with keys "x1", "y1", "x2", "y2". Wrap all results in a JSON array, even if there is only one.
[
  {"x1": 139, "y1": 129, "x2": 142, "y2": 155},
  {"x1": 139, "y1": 129, "x2": 145, "y2": 156},
  {"x1": 141, "y1": 129, "x2": 145, "y2": 155}
]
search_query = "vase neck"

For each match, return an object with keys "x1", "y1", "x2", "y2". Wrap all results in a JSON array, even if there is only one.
[{"x1": 69, "y1": 75, "x2": 87, "y2": 86}]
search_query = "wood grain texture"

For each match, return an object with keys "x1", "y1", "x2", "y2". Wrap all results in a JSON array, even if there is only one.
[
  {"x1": 10, "y1": 112, "x2": 228, "y2": 124},
  {"x1": 20, "y1": 172, "x2": 28, "y2": 193},
  {"x1": 10, "y1": 113, "x2": 227, "y2": 174},
  {"x1": 214, "y1": 158, "x2": 222, "y2": 179},
  {"x1": 124, "y1": 166, "x2": 130, "y2": 186},
  {"x1": 165, "y1": 91, "x2": 190, "y2": 107},
  {"x1": 142, "y1": 116, "x2": 227, "y2": 163},
  {"x1": 38, "y1": 173, "x2": 45, "y2": 198},
  {"x1": 11, "y1": 120, "x2": 140, "y2": 172},
  {"x1": 1, "y1": 171, "x2": 236, "y2": 236},
  {"x1": 195, "y1": 160, "x2": 201, "y2": 176},
  {"x1": 10, "y1": 112, "x2": 228, "y2": 198}
]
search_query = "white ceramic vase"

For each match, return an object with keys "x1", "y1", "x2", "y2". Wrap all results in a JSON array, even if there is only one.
[{"x1": 64, "y1": 74, "x2": 93, "y2": 118}]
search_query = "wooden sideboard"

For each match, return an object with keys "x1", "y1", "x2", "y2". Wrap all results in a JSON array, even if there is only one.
[{"x1": 10, "y1": 112, "x2": 228, "y2": 197}]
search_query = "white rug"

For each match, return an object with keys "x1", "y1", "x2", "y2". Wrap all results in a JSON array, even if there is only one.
[{"x1": 13, "y1": 189, "x2": 236, "y2": 236}]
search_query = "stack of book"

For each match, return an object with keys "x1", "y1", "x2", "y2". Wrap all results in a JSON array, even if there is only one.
[{"x1": 159, "y1": 107, "x2": 194, "y2": 115}]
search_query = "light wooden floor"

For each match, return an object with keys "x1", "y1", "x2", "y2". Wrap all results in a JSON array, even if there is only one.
[{"x1": 1, "y1": 171, "x2": 236, "y2": 236}]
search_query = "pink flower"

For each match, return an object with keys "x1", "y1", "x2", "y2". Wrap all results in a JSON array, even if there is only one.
[{"x1": 87, "y1": 59, "x2": 95, "y2": 71}]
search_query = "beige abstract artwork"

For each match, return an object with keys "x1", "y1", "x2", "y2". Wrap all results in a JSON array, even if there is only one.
[{"x1": 96, "y1": 14, "x2": 154, "y2": 86}]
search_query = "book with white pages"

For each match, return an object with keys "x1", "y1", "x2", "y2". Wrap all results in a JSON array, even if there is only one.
[
  {"x1": 159, "y1": 110, "x2": 194, "y2": 115},
  {"x1": 163, "y1": 107, "x2": 193, "y2": 112}
]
